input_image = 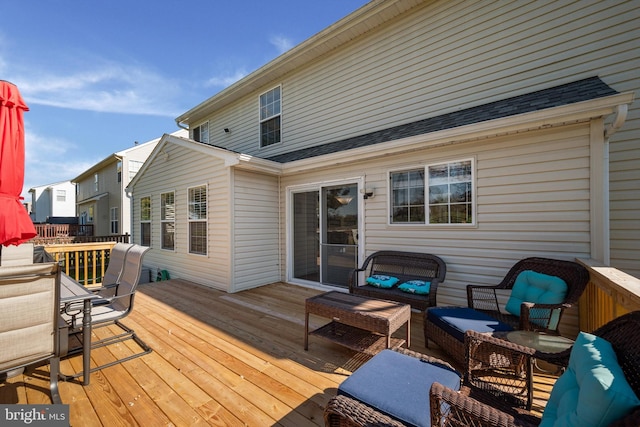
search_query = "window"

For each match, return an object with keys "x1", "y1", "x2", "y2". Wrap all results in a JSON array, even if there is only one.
[
  {"x1": 94, "y1": 173, "x2": 99, "y2": 192},
  {"x1": 56, "y1": 190, "x2": 66, "y2": 202},
  {"x1": 188, "y1": 185, "x2": 207, "y2": 255},
  {"x1": 110, "y1": 207, "x2": 119, "y2": 234},
  {"x1": 161, "y1": 192, "x2": 175, "y2": 250},
  {"x1": 117, "y1": 161, "x2": 122, "y2": 183},
  {"x1": 390, "y1": 159, "x2": 474, "y2": 225},
  {"x1": 259, "y1": 86, "x2": 281, "y2": 147},
  {"x1": 140, "y1": 196, "x2": 151, "y2": 246},
  {"x1": 193, "y1": 122, "x2": 209, "y2": 143},
  {"x1": 390, "y1": 169, "x2": 425, "y2": 223},
  {"x1": 128, "y1": 160, "x2": 143, "y2": 181}
]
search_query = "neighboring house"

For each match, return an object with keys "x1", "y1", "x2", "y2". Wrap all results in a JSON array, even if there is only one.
[
  {"x1": 28, "y1": 181, "x2": 76, "y2": 223},
  {"x1": 73, "y1": 130, "x2": 187, "y2": 237},
  {"x1": 128, "y1": 0, "x2": 639, "y2": 335}
]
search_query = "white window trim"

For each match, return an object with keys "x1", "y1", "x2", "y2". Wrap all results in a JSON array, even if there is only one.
[
  {"x1": 140, "y1": 195, "x2": 152, "y2": 247},
  {"x1": 187, "y1": 184, "x2": 208, "y2": 256},
  {"x1": 160, "y1": 191, "x2": 176, "y2": 251},
  {"x1": 193, "y1": 121, "x2": 209, "y2": 144},
  {"x1": 110, "y1": 207, "x2": 119, "y2": 234},
  {"x1": 259, "y1": 84, "x2": 282, "y2": 148},
  {"x1": 388, "y1": 157, "x2": 476, "y2": 227}
]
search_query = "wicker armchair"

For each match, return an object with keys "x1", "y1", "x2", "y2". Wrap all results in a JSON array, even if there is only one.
[
  {"x1": 430, "y1": 311, "x2": 640, "y2": 427},
  {"x1": 424, "y1": 257, "x2": 589, "y2": 365},
  {"x1": 466, "y1": 257, "x2": 589, "y2": 332},
  {"x1": 349, "y1": 251, "x2": 446, "y2": 311}
]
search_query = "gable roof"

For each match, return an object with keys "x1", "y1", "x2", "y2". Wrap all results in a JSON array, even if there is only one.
[{"x1": 266, "y1": 76, "x2": 618, "y2": 163}]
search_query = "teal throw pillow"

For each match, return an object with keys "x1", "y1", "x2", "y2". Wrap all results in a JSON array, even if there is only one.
[
  {"x1": 365, "y1": 275, "x2": 399, "y2": 288},
  {"x1": 540, "y1": 332, "x2": 640, "y2": 427},
  {"x1": 398, "y1": 280, "x2": 431, "y2": 295}
]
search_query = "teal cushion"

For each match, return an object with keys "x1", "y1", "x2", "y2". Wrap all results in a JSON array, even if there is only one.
[
  {"x1": 398, "y1": 280, "x2": 431, "y2": 295},
  {"x1": 505, "y1": 270, "x2": 567, "y2": 326},
  {"x1": 366, "y1": 275, "x2": 399, "y2": 288},
  {"x1": 540, "y1": 332, "x2": 640, "y2": 427}
]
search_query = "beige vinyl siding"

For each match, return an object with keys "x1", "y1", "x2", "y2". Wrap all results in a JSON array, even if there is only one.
[
  {"x1": 132, "y1": 143, "x2": 232, "y2": 291},
  {"x1": 197, "y1": 0, "x2": 639, "y2": 276},
  {"x1": 281, "y1": 123, "x2": 592, "y2": 336},
  {"x1": 231, "y1": 170, "x2": 280, "y2": 292},
  {"x1": 209, "y1": 0, "x2": 634, "y2": 157}
]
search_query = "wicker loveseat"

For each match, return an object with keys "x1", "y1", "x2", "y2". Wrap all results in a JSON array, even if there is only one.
[{"x1": 348, "y1": 251, "x2": 446, "y2": 311}]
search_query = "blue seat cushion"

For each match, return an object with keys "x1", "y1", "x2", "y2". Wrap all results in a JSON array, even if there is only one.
[
  {"x1": 427, "y1": 307, "x2": 513, "y2": 343},
  {"x1": 338, "y1": 349, "x2": 461, "y2": 427}
]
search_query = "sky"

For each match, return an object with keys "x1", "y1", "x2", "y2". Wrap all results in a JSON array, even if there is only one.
[{"x1": 1, "y1": 0, "x2": 370, "y2": 199}]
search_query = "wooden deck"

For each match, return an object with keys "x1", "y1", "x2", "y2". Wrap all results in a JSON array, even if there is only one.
[{"x1": 1, "y1": 279, "x2": 555, "y2": 426}]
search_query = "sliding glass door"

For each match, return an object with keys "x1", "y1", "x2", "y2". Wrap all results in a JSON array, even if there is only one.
[{"x1": 291, "y1": 183, "x2": 359, "y2": 287}]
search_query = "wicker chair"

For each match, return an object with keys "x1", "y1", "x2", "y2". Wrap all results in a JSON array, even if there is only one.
[
  {"x1": 424, "y1": 257, "x2": 589, "y2": 365},
  {"x1": 349, "y1": 251, "x2": 446, "y2": 311},
  {"x1": 430, "y1": 311, "x2": 640, "y2": 427}
]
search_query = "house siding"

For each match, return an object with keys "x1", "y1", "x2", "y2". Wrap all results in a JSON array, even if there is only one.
[
  {"x1": 193, "y1": 0, "x2": 639, "y2": 277},
  {"x1": 281, "y1": 123, "x2": 594, "y2": 336},
  {"x1": 131, "y1": 143, "x2": 232, "y2": 290},
  {"x1": 232, "y1": 170, "x2": 281, "y2": 292}
]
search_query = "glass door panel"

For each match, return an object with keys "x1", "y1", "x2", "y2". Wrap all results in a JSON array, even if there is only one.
[
  {"x1": 321, "y1": 184, "x2": 358, "y2": 287},
  {"x1": 292, "y1": 191, "x2": 319, "y2": 282}
]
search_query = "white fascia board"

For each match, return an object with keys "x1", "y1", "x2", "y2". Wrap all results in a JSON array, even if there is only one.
[
  {"x1": 155, "y1": 133, "x2": 283, "y2": 174},
  {"x1": 280, "y1": 92, "x2": 635, "y2": 174}
]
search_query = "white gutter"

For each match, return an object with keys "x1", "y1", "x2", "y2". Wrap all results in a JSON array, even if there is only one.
[{"x1": 604, "y1": 103, "x2": 629, "y2": 139}]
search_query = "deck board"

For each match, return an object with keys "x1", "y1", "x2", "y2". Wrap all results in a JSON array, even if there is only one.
[{"x1": 2, "y1": 279, "x2": 555, "y2": 426}]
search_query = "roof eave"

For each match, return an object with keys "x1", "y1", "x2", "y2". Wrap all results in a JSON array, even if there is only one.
[
  {"x1": 175, "y1": 0, "x2": 423, "y2": 126},
  {"x1": 71, "y1": 154, "x2": 122, "y2": 183},
  {"x1": 280, "y1": 91, "x2": 635, "y2": 174}
]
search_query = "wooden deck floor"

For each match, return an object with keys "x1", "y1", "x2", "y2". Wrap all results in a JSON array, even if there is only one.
[{"x1": 1, "y1": 279, "x2": 556, "y2": 426}]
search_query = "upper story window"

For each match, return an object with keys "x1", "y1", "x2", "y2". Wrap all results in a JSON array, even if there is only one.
[
  {"x1": 390, "y1": 159, "x2": 474, "y2": 225},
  {"x1": 140, "y1": 196, "x2": 151, "y2": 247},
  {"x1": 94, "y1": 173, "x2": 99, "y2": 192},
  {"x1": 259, "y1": 86, "x2": 281, "y2": 147},
  {"x1": 110, "y1": 207, "x2": 119, "y2": 234},
  {"x1": 193, "y1": 122, "x2": 209, "y2": 143},
  {"x1": 117, "y1": 161, "x2": 122, "y2": 183},
  {"x1": 188, "y1": 185, "x2": 207, "y2": 255},
  {"x1": 56, "y1": 190, "x2": 66, "y2": 202},
  {"x1": 128, "y1": 160, "x2": 143, "y2": 181},
  {"x1": 161, "y1": 192, "x2": 175, "y2": 250}
]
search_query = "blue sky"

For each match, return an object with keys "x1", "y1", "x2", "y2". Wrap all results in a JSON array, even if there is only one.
[{"x1": 1, "y1": 1, "x2": 369, "y2": 198}]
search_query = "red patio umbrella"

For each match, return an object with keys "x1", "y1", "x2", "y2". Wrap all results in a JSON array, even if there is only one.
[{"x1": 0, "y1": 80, "x2": 36, "y2": 246}]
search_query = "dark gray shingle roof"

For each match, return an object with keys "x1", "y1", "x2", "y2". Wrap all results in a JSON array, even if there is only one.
[{"x1": 266, "y1": 77, "x2": 617, "y2": 163}]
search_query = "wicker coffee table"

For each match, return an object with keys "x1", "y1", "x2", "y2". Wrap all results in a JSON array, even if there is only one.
[{"x1": 304, "y1": 291, "x2": 411, "y2": 356}]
